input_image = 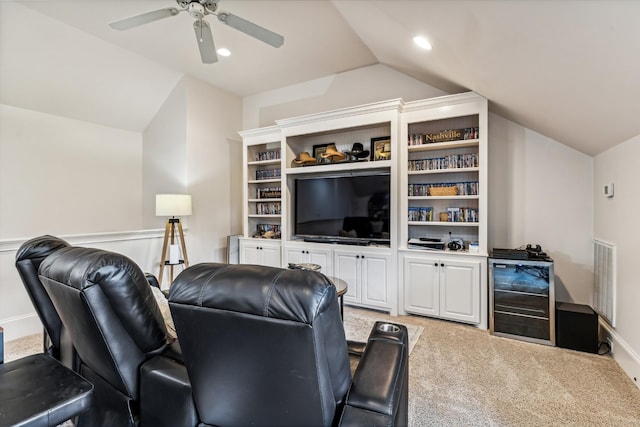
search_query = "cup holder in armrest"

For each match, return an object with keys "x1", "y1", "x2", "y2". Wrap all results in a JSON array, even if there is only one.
[{"x1": 377, "y1": 323, "x2": 401, "y2": 333}]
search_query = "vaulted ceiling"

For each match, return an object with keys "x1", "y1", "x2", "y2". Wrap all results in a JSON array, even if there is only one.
[{"x1": 2, "y1": 1, "x2": 639, "y2": 156}]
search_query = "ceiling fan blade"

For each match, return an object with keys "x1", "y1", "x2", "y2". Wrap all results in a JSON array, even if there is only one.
[
  {"x1": 109, "y1": 8, "x2": 181, "y2": 31},
  {"x1": 217, "y1": 12, "x2": 284, "y2": 48},
  {"x1": 193, "y1": 20, "x2": 218, "y2": 64}
]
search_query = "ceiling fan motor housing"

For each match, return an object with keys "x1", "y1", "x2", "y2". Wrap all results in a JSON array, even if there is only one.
[
  {"x1": 188, "y1": 3, "x2": 205, "y2": 20},
  {"x1": 178, "y1": 0, "x2": 218, "y2": 14}
]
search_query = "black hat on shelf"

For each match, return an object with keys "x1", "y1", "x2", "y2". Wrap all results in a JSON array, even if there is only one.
[{"x1": 348, "y1": 142, "x2": 369, "y2": 159}]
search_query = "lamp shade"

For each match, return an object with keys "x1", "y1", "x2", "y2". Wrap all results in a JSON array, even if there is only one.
[{"x1": 156, "y1": 194, "x2": 192, "y2": 217}]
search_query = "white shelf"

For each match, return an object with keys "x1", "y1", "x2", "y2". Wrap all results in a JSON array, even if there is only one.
[
  {"x1": 248, "y1": 198, "x2": 281, "y2": 202},
  {"x1": 248, "y1": 214, "x2": 282, "y2": 218},
  {"x1": 285, "y1": 159, "x2": 392, "y2": 175},
  {"x1": 408, "y1": 221, "x2": 479, "y2": 227},
  {"x1": 408, "y1": 139, "x2": 479, "y2": 152},
  {"x1": 248, "y1": 159, "x2": 281, "y2": 165},
  {"x1": 408, "y1": 195, "x2": 479, "y2": 200},
  {"x1": 247, "y1": 179, "x2": 281, "y2": 184}
]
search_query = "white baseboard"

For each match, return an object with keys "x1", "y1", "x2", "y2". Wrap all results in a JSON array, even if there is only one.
[
  {"x1": 1, "y1": 313, "x2": 42, "y2": 342},
  {"x1": 600, "y1": 320, "x2": 640, "y2": 390}
]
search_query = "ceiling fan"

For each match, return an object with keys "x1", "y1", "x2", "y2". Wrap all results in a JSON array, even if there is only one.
[{"x1": 109, "y1": 0, "x2": 284, "y2": 64}]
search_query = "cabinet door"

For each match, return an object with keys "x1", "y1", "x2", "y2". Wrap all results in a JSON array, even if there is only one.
[
  {"x1": 260, "y1": 245, "x2": 282, "y2": 268},
  {"x1": 240, "y1": 243, "x2": 260, "y2": 265},
  {"x1": 403, "y1": 256, "x2": 440, "y2": 316},
  {"x1": 334, "y1": 252, "x2": 360, "y2": 304},
  {"x1": 284, "y1": 247, "x2": 307, "y2": 266},
  {"x1": 439, "y1": 259, "x2": 480, "y2": 324},
  {"x1": 360, "y1": 254, "x2": 389, "y2": 308},
  {"x1": 307, "y1": 248, "x2": 333, "y2": 276}
]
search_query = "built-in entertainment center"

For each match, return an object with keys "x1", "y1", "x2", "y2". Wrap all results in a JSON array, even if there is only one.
[{"x1": 239, "y1": 92, "x2": 488, "y2": 327}]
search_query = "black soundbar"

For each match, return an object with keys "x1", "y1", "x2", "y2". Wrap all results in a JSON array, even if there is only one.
[{"x1": 303, "y1": 237, "x2": 370, "y2": 246}]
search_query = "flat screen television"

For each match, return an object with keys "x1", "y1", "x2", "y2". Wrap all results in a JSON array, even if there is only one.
[{"x1": 294, "y1": 173, "x2": 390, "y2": 244}]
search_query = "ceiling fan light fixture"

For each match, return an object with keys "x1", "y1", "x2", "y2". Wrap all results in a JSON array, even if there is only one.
[
  {"x1": 413, "y1": 36, "x2": 432, "y2": 50},
  {"x1": 217, "y1": 48, "x2": 231, "y2": 57}
]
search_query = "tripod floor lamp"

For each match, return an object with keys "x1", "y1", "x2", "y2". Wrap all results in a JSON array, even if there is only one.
[{"x1": 156, "y1": 194, "x2": 192, "y2": 286}]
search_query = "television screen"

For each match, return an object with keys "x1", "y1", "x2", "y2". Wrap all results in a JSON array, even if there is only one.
[{"x1": 294, "y1": 173, "x2": 390, "y2": 243}]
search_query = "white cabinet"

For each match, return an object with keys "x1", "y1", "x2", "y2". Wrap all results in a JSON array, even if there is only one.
[
  {"x1": 403, "y1": 254, "x2": 481, "y2": 325},
  {"x1": 283, "y1": 243, "x2": 333, "y2": 275},
  {"x1": 334, "y1": 248, "x2": 391, "y2": 310},
  {"x1": 239, "y1": 239, "x2": 281, "y2": 267}
]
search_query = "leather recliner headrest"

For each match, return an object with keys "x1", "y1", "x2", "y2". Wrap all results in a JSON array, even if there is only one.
[
  {"x1": 169, "y1": 263, "x2": 337, "y2": 324},
  {"x1": 16, "y1": 235, "x2": 70, "y2": 266}
]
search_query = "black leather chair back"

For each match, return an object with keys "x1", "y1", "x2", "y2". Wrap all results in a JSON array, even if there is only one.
[
  {"x1": 38, "y1": 246, "x2": 168, "y2": 401},
  {"x1": 15, "y1": 235, "x2": 70, "y2": 358},
  {"x1": 170, "y1": 263, "x2": 352, "y2": 427}
]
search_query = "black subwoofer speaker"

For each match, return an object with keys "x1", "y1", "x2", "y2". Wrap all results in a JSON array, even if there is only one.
[{"x1": 555, "y1": 302, "x2": 598, "y2": 353}]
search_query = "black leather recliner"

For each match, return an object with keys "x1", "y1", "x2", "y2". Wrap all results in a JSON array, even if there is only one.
[
  {"x1": 34, "y1": 242, "x2": 197, "y2": 427},
  {"x1": 15, "y1": 235, "x2": 72, "y2": 363},
  {"x1": 170, "y1": 263, "x2": 409, "y2": 427}
]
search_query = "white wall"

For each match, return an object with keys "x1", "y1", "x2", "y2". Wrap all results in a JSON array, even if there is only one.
[
  {"x1": 594, "y1": 136, "x2": 640, "y2": 387},
  {"x1": 184, "y1": 77, "x2": 243, "y2": 264},
  {"x1": 142, "y1": 78, "x2": 188, "y2": 229},
  {"x1": 242, "y1": 64, "x2": 447, "y2": 129},
  {"x1": 0, "y1": 104, "x2": 143, "y2": 237},
  {"x1": 488, "y1": 114, "x2": 594, "y2": 304},
  {"x1": 0, "y1": 104, "x2": 145, "y2": 341}
]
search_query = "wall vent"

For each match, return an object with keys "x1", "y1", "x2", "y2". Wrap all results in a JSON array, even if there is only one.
[{"x1": 593, "y1": 239, "x2": 616, "y2": 327}]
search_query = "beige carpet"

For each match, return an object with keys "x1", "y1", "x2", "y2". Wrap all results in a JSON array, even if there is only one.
[
  {"x1": 346, "y1": 307, "x2": 640, "y2": 426},
  {"x1": 6, "y1": 309, "x2": 640, "y2": 426}
]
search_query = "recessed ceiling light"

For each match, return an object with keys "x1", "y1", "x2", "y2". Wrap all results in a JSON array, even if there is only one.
[
  {"x1": 413, "y1": 36, "x2": 432, "y2": 51},
  {"x1": 217, "y1": 48, "x2": 231, "y2": 57}
]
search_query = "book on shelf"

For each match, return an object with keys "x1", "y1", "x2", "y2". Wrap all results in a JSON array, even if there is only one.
[
  {"x1": 256, "y1": 187, "x2": 281, "y2": 199},
  {"x1": 255, "y1": 150, "x2": 280, "y2": 162},
  {"x1": 408, "y1": 127, "x2": 479, "y2": 146}
]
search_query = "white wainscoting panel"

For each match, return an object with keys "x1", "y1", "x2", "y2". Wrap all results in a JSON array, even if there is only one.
[{"x1": 0, "y1": 230, "x2": 166, "y2": 341}]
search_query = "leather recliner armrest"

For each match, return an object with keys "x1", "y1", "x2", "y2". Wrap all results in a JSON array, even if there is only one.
[
  {"x1": 339, "y1": 321, "x2": 409, "y2": 427},
  {"x1": 139, "y1": 355, "x2": 198, "y2": 427}
]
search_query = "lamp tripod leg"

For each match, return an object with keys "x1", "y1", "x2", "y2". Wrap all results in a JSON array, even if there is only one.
[{"x1": 158, "y1": 220, "x2": 172, "y2": 286}]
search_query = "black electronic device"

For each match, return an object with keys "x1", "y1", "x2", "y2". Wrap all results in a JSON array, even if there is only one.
[
  {"x1": 303, "y1": 236, "x2": 370, "y2": 246},
  {"x1": 526, "y1": 244, "x2": 547, "y2": 259},
  {"x1": 448, "y1": 240, "x2": 463, "y2": 251},
  {"x1": 491, "y1": 248, "x2": 529, "y2": 260},
  {"x1": 492, "y1": 246, "x2": 552, "y2": 261},
  {"x1": 556, "y1": 302, "x2": 598, "y2": 354},
  {"x1": 294, "y1": 173, "x2": 390, "y2": 245},
  {"x1": 408, "y1": 238, "x2": 445, "y2": 250}
]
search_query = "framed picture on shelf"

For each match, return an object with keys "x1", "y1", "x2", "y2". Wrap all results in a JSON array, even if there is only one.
[
  {"x1": 371, "y1": 137, "x2": 391, "y2": 161},
  {"x1": 313, "y1": 143, "x2": 330, "y2": 163}
]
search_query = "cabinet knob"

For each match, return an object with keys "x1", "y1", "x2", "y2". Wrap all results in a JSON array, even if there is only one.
[
  {"x1": 440, "y1": 263, "x2": 445, "y2": 267},
  {"x1": 361, "y1": 255, "x2": 365, "y2": 259},
  {"x1": 434, "y1": 262, "x2": 438, "y2": 267},
  {"x1": 356, "y1": 255, "x2": 360, "y2": 259}
]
